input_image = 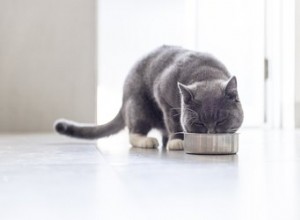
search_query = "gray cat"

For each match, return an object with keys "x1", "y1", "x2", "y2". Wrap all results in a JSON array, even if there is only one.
[{"x1": 55, "y1": 45, "x2": 243, "y2": 150}]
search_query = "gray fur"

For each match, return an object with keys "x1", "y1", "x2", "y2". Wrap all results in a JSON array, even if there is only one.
[{"x1": 55, "y1": 45, "x2": 244, "y2": 145}]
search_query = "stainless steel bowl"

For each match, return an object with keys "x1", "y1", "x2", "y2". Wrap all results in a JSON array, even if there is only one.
[{"x1": 183, "y1": 133, "x2": 239, "y2": 155}]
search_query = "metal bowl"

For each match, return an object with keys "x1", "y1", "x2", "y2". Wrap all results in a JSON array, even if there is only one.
[{"x1": 183, "y1": 133, "x2": 239, "y2": 155}]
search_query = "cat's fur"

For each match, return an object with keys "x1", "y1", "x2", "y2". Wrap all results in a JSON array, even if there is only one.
[{"x1": 55, "y1": 45, "x2": 244, "y2": 150}]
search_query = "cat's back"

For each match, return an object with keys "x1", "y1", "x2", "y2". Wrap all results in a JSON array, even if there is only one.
[
  {"x1": 124, "y1": 45, "x2": 230, "y2": 98},
  {"x1": 128, "y1": 45, "x2": 228, "y2": 80},
  {"x1": 146, "y1": 45, "x2": 229, "y2": 79},
  {"x1": 123, "y1": 45, "x2": 183, "y2": 93},
  {"x1": 134, "y1": 45, "x2": 185, "y2": 77}
]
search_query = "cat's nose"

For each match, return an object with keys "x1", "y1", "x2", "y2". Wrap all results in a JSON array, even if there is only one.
[{"x1": 207, "y1": 128, "x2": 215, "y2": 134}]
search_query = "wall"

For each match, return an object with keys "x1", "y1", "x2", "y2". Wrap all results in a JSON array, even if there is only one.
[
  {"x1": 296, "y1": 0, "x2": 300, "y2": 127},
  {"x1": 265, "y1": 0, "x2": 296, "y2": 128},
  {"x1": 98, "y1": 0, "x2": 265, "y2": 127},
  {"x1": 0, "y1": 0, "x2": 97, "y2": 132}
]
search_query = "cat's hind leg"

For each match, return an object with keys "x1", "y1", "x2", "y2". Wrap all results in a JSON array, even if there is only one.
[{"x1": 125, "y1": 98, "x2": 159, "y2": 149}]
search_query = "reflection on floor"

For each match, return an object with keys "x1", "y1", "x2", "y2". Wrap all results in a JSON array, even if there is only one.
[{"x1": 0, "y1": 129, "x2": 299, "y2": 220}]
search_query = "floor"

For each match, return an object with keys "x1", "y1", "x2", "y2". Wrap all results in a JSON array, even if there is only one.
[{"x1": 0, "y1": 129, "x2": 299, "y2": 220}]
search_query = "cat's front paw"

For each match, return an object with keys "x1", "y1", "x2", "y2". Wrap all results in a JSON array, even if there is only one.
[{"x1": 167, "y1": 139, "x2": 184, "y2": 151}]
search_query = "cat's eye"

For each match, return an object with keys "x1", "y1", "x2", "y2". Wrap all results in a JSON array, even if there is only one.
[
  {"x1": 233, "y1": 96, "x2": 240, "y2": 102},
  {"x1": 216, "y1": 120, "x2": 227, "y2": 126},
  {"x1": 228, "y1": 95, "x2": 240, "y2": 102},
  {"x1": 193, "y1": 122, "x2": 206, "y2": 128},
  {"x1": 226, "y1": 93, "x2": 239, "y2": 102}
]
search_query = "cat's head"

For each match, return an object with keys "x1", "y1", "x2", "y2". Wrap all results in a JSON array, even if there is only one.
[{"x1": 178, "y1": 76, "x2": 244, "y2": 133}]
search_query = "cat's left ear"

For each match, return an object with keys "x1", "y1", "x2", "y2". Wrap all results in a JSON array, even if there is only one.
[
  {"x1": 178, "y1": 82, "x2": 193, "y2": 103},
  {"x1": 225, "y1": 76, "x2": 239, "y2": 101}
]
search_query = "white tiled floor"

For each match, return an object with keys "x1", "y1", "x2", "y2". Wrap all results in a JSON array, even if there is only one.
[{"x1": 0, "y1": 129, "x2": 300, "y2": 220}]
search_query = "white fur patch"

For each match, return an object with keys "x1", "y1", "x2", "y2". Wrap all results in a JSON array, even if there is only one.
[
  {"x1": 129, "y1": 134, "x2": 159, "y2": 148},
  {"x1": 167, "y1": 139, "x2": 184, "y2": 151}
]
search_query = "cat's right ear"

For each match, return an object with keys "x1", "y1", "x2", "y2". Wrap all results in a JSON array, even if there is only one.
[
  {"x1": 225, "y1": 76, "x2": 239, "y2": 101},
  {"x1": 178, "y1": 82, "x2": 193, "y2": 103}
]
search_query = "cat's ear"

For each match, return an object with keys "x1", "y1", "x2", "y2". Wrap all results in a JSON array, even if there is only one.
[
  {"x1": 225, "y1": 76, "x2": 239, "y2": 101},
  {"x1": 178, "y1": 82, "x2": 193, "y2": 103}
]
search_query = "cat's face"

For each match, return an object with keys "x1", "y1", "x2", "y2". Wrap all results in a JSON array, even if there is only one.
[{"x1": 178, "y1": 76, "x2": 244, "y2": 133}]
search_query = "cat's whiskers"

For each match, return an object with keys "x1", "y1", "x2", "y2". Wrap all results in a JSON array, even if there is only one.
[
  {"x1": 226, "y1": 128, "x2": 237, "y2": 133},
  {"x1": 170, "y1": 107, "x2": 182, "y2": 111},
  {"x1": 172, "y1": 113, "x2": 181, "y2": 117},
  {"x1": 185, "y1": 115, "x2": 198, "y2": 126},
  {"x1": 170, "y1": 107, "x2": 198, "y2": 118},
  {"x1": 184, "y1": 107, "x2": 198, "y2": 115}
]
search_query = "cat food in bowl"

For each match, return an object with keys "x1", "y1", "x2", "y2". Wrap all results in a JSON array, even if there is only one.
[{"x1": 183, "y1": 133, "x2": 239, "y2": 155}]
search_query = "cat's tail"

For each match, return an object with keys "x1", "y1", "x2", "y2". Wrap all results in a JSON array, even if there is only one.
[{"x1": 54, "y1": 109, "x2": 125, "y2": 139}]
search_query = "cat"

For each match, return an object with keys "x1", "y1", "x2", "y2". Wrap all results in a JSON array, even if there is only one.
[{"x1": 55, "y1": 45, "x2": 244, "y2": 150}]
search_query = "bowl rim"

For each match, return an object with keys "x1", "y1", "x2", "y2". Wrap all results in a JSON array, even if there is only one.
[{"x1": 184, "y1": 132, "x2": 239, "y2": 136}]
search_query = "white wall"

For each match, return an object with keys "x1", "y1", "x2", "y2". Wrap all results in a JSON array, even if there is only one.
[
  {"x1": 98, "y1": 0, "x2": 265, "y2": 127},
  {"x1": 296, "y1": 0, "x2": 300, "y2": 127},
  {"x1": 98, "y1": 0, "x2": 190, "y2": 124},
  {"x1": 195, "y1": 0, "x2": 265, "y2": 127},
  {"x1": 0, "y1": 0, "x2": 97, "y2": 132},
  {"x1": 265, "y1": 0, "x2": 296, "y2": 129}
]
